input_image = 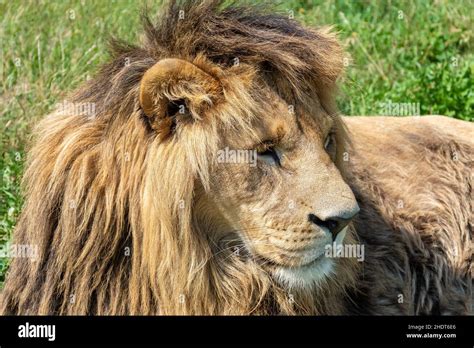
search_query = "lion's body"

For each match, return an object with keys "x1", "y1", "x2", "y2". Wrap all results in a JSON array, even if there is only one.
[
  {"x1": 1, "y1": 1, "x2": 472, "y2": 315},
  {"x1": 345, "y1": 116, "x2": 473, "y2": 314}
]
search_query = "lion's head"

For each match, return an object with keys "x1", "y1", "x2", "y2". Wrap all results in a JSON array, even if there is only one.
[
  {"x1": 1, "y1": 1, "x2": 360, "y2": 315},
  {"x1": 149, "y1": 57, "x2": 361, "y2": 286}
]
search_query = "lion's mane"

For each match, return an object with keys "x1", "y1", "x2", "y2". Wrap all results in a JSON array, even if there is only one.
[
  {"x1": 4, "y1": 0, "x2": 470, "y2": 316},
  {"x1": 1, "y1": 0, "x2": 356, "y2": 315}
]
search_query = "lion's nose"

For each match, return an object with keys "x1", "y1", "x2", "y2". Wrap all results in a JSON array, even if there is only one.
[{"x1": 308, "y1": 205, "x2": 359, "y2": 240}]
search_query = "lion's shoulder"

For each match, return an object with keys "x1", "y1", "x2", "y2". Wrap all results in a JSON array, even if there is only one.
[
  {"x1": 344, "y1": 115, "x2": 472, "y2": 315},
  {"x1": 344, "y1": 115, "x2": 473, "y2": 148}
]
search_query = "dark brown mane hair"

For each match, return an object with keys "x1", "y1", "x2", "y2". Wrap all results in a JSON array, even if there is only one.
[
  {"x1": 1, "y1": 0, "x2": 352, "y2": 315},
  {"x1": 78, "y1": 0, "x2": 344, "y2": 118}
]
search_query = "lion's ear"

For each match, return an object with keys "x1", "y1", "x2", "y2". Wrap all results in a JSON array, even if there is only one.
[{"x1": 139, "y1": 58, "x2": 222, "y2": 135}]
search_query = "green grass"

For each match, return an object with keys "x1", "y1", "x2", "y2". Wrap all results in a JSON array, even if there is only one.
[{"x1": 1, "y1": 0, "x2": 473, "y2": 285}]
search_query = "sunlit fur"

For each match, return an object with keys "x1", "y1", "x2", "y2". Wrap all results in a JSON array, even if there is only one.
[
  {"x1": 1, "y1": 0, "x2": 356, "y2": 315},
  {"x1": 345, "y1": 115, "x2": 473, "y2": 315},
  {"x1": 1, "y1": 1, "x2": 472, "y2": 316}
]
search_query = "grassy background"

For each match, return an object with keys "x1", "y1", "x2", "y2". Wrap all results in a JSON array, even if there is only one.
[{"x1": 1, "y1": 0, "x2": 473, "y2": 285}]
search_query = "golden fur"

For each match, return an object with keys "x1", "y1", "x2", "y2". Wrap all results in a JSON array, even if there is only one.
[
  {"x1": 345, "y1": 116, "x2": 472, "y2": 314},
  {"x1": 1, "y1": 1, "x2": 472, "y2": 315}
]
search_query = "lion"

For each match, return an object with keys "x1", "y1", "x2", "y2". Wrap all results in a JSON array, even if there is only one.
[{"x1": 1, "y1": 0, "x2": 472, "y2": 315}]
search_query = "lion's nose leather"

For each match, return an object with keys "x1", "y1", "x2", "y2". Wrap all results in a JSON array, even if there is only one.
[{"x1": 308, "y1": 204, "x2": 359, "y2": 239}]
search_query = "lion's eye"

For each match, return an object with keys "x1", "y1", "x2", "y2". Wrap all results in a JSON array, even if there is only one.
[
  {"x1": 257, "y1": 146, "x2": 281, "y2": 166},
  {"x1": 324, "y1": 132, "x2": 337, "y2": 158},
  {"x1": 324, "y1": 133, "x2": 334, "y2": 151}
]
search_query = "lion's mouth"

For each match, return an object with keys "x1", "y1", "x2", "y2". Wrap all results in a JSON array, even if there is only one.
[
  {"x1": 250, "y1": 227, "x2": 349, "y2": 288},
  {"x1": 257, "y1": 227, "x2": 348, "y2": 268},
  {"x1": 217, "y1": 235, "x2": 335, "y2": 288},
  {"x1": 284, "y1": 252, "x2": 326, "y2": 269},
  {"x1": 218, "y1": 227, "x2": 346, "y2": 282},
  {"x1": 256, "y1": 248, "x2": 326, "y2": 270}
]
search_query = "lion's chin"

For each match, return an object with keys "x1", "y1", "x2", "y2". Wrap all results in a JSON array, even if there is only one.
[
  {"x1": 270, "y1": 227, "x2": 347, "y2": 289},
  {"x1": 271, "y1": 256, "x2": 335, "y2": 289}
]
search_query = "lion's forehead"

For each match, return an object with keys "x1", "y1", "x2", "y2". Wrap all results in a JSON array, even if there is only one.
[{"x1": 222, "y1": 90, "x2": 338, "y2": 151}]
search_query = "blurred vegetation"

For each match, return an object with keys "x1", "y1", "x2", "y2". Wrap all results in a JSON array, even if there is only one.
[{"x1": 1, "y1": 0, "x2": 472, "y2": 284}]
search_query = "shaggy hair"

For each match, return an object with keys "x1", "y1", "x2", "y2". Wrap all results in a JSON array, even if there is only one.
[
  {"x1": 344, "y1": 118, "x2": 473, "y2": 315},
  {"x1": 1, "y1": 0, "x2": 348, "y2": 315},
  {"x1": 1, "y1": 0, "x2": 472, "y2": 315}
]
